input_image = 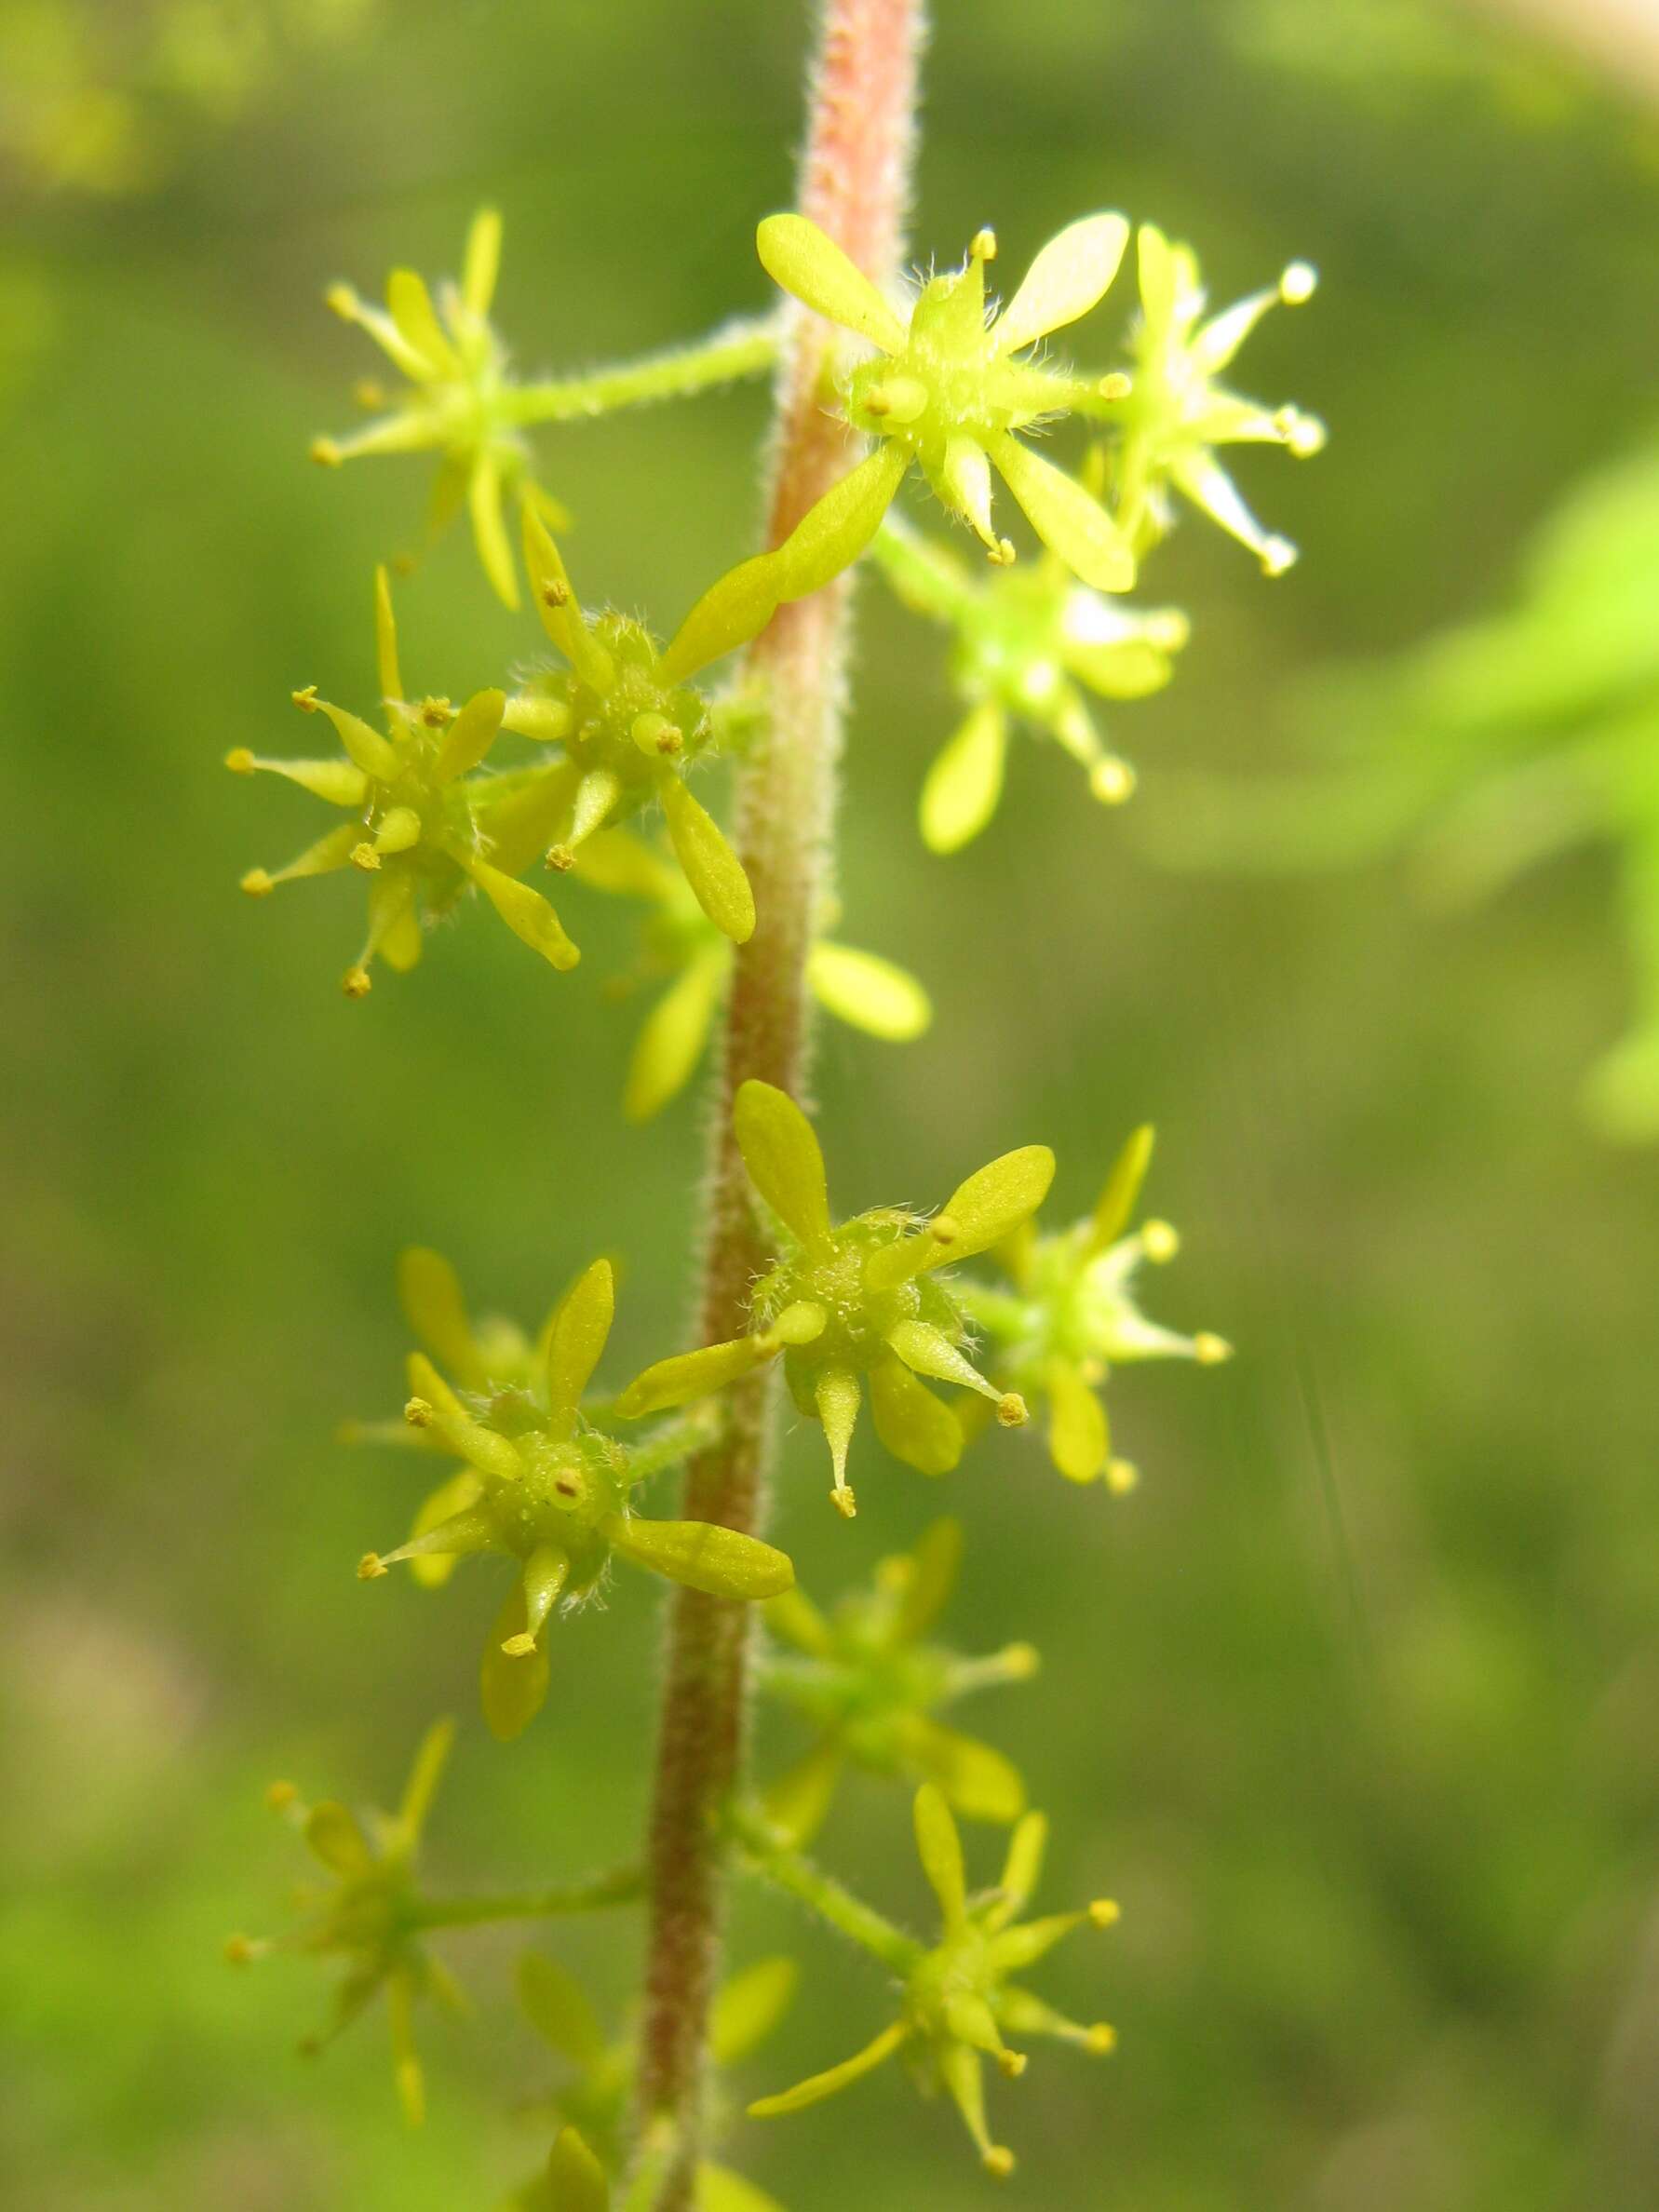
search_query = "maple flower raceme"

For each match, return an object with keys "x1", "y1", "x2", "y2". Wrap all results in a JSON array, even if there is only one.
[
  {"x1": 760, "y1": 1517, "x2": 1037, "y2": 1843},
  {"x1": 224, "y1": 1720, "x2": 462, "y2": 2126},
  {"x1": 229, "y1": 566, "x2": 579, "y2": 994},
  {"x1": 746, "y1": 1786, "x2": 1118, "y2": 2178},
  {"x1": 956, "y1": 1125, "x2": 1233, "y2": 1487},
  {"x1": 618, "y1": 1083, "x2": 1053, "y2": 1517},
  {"x1": 354, "y1": 1257, "x2": 793, "y2": 1740},
  {"x1": 1113, "y1": 223, "x2": 1325, "y2": 574},
  {"x1": 871, "y1": 515, "x2": 1188, "y2": 849}
]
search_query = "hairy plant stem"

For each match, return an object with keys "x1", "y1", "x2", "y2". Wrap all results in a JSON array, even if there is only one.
[
  {"x1": 408, "y1": 1865, "x2": 643, "y2": 1930},
  {"x1": 631, "y1": 3, "x2": 925, "y2": 2202},
  {"x1": 504, "y1": 317, "x2": 780, "y2": 426}
]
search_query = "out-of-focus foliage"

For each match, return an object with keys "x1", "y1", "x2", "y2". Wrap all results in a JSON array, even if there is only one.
[
  {"x1": 4, "y1": 1, "x2": 1659, "y2": 2210},
  {"x1": 1147, "y1": 437, "x2": 1659, "y2": 1141}
]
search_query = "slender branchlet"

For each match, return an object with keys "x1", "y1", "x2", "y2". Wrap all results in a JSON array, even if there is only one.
[{"x1": 632, "y1": 3, "x2": 927, "y2": 2200}]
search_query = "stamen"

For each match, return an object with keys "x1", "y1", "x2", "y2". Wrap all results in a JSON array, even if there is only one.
[
  {"x1": 831, "y1": 1484, "x2": 857, "y2": 1519},
  {"x1": 239, "y1": 869, "x2": 275, "y2": 897},
  {"x1": 1088, "y1": 758, "x2": 1135, "y2": 805},
  {"x1": 291, "y1": 686, "x2": 319, "y2": 712},
  {"x1": 342, "y1": 965, "x2": 372, "y2": 998},
  {"x1": 995, "y1": 2048, "x2": 1027, "y2": 2078},
  {"x1": 970, "y1": 227, "x2": 998, "y2": 262},
  {"x1": 1260, "y1": 535, "x2": 1298, "y2": 577},
  {"x1": 983, "y1": 2149, "x2": 1016, "y2": 2179},
  {"x1": 357, "y1": 1552, "x2": 389, "y2": 1579},
  {"x1": 995, "y1": 1393, "x2": 1027, "y2": 1428},
  {"x1": 1088, "y1": 1897, "x2": 1121, "y2": 1927},
  {"x1": 987, "y1": 537, "x2": 1017, "y2": 567},
  {"x1": 309, "y1": 438, "x2": 344, "y2": 468},
  {"x1": 1279, "y1": 262, "x2": 1317, "y2": 305},
  {"x1": 224, "y1": 748, "x2": 256, "y2": 775},
  {"x1": 1140, "y1": 1219, "x2": 1179, "y2": 1262},
  {"x1": 1086, "y1": 2022, "x2": 1117, "y2": 2054},
  {"x1": 1194, "y1": 1332, "x2": 1233, "y2": 1365},
  {"x1": 546, "y1": 844, "x2": 576, "y2": 872},
  {"x1": 1097, "y1": 371, "x2": 1132, "y2": 401},
  {"x1": 351, "y1": 843, "x2": 381, "y2": 871},
  {"x1": 1105, "y1": 1457, "x2": 1140, "y2": 1495}
]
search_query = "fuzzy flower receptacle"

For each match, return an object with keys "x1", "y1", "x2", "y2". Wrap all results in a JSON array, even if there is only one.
[
  {"x1": 748, "y1": 1786, "x2": 1118, "y2": 2178},
  {"x1": 871, "y1": 517, "x2": 1188, "y2": 850},
  {"x1": 225, "y1": 1720, "x2": 460, "y2": 2126},
  {"x1": 509, "y1": 509, "x2": 757, "y2": 944},
  {"x1": 754, "y1": 211, "x2": 1136, "y2": 590},
  {"x1": 760, "y1": 1517, "x2": 1037, "y2": 1842},
  {"x1": 230, "y1": 566, "x2": 579, "y2": 994},
  {"x1": 618, "y1": 1083, "x2": 1052, "y2": 1517},
  {"x1": 354, "y1": 1256, "x2": 793, "y2": 1740},
  {"x1": 1113, "y1": 223, "x2": 1325, "y2": 575},
  {"x1": 957, "y1": 1124, "x2": 1233, "y2": 1487}
]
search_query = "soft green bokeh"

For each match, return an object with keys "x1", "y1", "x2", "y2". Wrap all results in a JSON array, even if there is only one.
[{"x1": 3, "y1": 2, "x2": 1658, "y2": 2207}]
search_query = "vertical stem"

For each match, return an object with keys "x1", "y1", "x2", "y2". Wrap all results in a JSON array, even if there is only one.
[{"x1": 633, "y1": 2, "x2": 924, "y2": 2200}]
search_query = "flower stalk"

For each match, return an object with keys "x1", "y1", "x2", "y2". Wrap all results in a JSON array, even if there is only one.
[{"x1": 631, "y1": 2, "x2": 926, "y2": 2200}]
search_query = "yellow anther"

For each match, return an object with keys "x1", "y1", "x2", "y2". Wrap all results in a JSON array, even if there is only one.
[
  {"x1": 1086, "y1": 2022, "x2": 1118, "y2": 2055},
  {"x1": 309, "y1": 437, "x2": 343, "y2": 468},
  {"x1": 862, "y1": 389, "x2": 892, "y2": 418},
  {"x1": 1140, "y1": 1219, "x2": 1179, "y2": 1262},
  {"x1": 420, "y1": 696, "x2": 452, "y2": 728},
  {"x1": 291, "y1": 685, "x2": 319, "y2": 712},
  {"x1": 1089, "y1": 758, "x2": 1136, "y2": 805},
  {"x1": 324, "y1": 282, "x2": 357, "y2": 319},
  {"x1": 656, "y1": 725, "x2": 683, "y2": 756},
  {"x1": 546, "y1": 843, "x2": 576, "y2": 873},
  {"x1": 983, "y1": 2148, "x2": 1016, "y2": 2179},
  {"x1": 350, "y1": 842, "x2": 381, "y2": 871},
  {"x1": 264, "y1": 1780, "x2": 298, "y2": 1811},
  {"x1": 1284, "y1": 411, "x2": 1328, "y2": 458},
  {"x1": 501, "y1": 1632, "x2": 538, "y2": 1658},
  {"x1": 357, "y1": 1551, "x2": 387, "y2": 1579},
  {"x1": 999, "y1": 1640, "x2": 1040, "y2": 1679},
  {"x1": 1279, "y1": 261, "x2": 1317, "y2": 304},
  {"x1": 1097, "y1": 371, "x2": 1132, "y2": 401},
  {"x1": 352, "y1": 379, "x2": 386, "y2": 410},
  {"x1": 403, "y1": 1396, "x2": 435, "y2": 1428},
  {"x1": 995, "y1": 1392, "x2": 1028, "y2": 1428},
  {"x1": 931, "y1": 1212, "x2": 961, "y2": 1248},
  {"x1": 1194, "y1": 1332, "x2": 1233, "y2": 1366},
  {"x1": 831, "y1": 1485, "x2": 857, "y2": 1519},
  {"x1": 971, "y1": 226, "x2": 998, "y2": 262},
  {"x1": 541, "y1": 578, "x2": 571, "y2": 608},
  {"x1": 1105, "y1": 1457, "x2": 1140, "y2": 1495},
  {"x1": 996, "y1": 2047, "x2": 1027, "y2": 2078},
  {"x1": 988, "y1": 536, "x2": 1017, "y2": 567},
  {"x1": 1146, "y1": 610, "x2": 1191, "y2": 652},
  {"x1": 224, "y1": 748, "x2": 256, "y2": 775},
  {"x1": 239, "y1": 868, "x2": 274, "y2": 897},
  {"x1": 342, "y1": 964, "x2": 372, "y2": 998},
  {"x1": 223, "y1": 1933, "x2": 259, "y2": 1964},
  {"x1": 1261, "y1": 535, "x2": 1298, "y2": 578},
  {"x1": 1089, "y1": 1897, "x2": 1121, "y2": 1927}
]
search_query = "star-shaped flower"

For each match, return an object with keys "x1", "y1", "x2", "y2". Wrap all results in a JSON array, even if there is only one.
[
  {"x1": 748, "y1": 1786, "x2": 1118, "y2": 2179},
  {"x1": 225, "y1": 1720, "x2": 461, "y2": 2126},
  {"x1": 229, "y1": 566, "x2": 579, "y2": 994},
  {"x1": 506, "y1": 510, "x2": 758, "y2": 944},
  {"x1": 754, "y1": 212, "x2": 1136, "y2": 590},
  {"x1": 955, "y1": 1125, "x2": 1232, "y2": 1487},
  {"x1": 871, "y1": 515, "x2": 1188, "y2": 850},
  {"x1": 1112, "y1": 223, "x2": 1325, "y2": 575},
  {"x1": 312, "y1": 209, "x2": 568, "y2": 608},
  {"x1": 355, "y1": 1257, "x2": 794, "y2": 1739},
  {"x1": 618, "y1": 1083, "x2": 1052, "y2": 1517},
  {"x1": 573, "y1": 827, "x2": 930, "y2": 1119},
  {"x1": 759, "y1": 1517, "x2": 1037, "y2": 1844}
]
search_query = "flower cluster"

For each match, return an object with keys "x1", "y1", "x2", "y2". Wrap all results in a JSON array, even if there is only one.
[
  {"x1": 746, "y1": 1786, "x2": 1118, "y2": 2178},
  {"x1": 871, "y1": 514, "x2": 1189, "y2": 849},
  {"x1": 957, "y1": 1124, "x2": 1233, "y2": 1487},
  {"x1": 618, "y1": 1082, "x2": 1051, "y2": 1517},
  {"x1": 760, "y1": 1517, "x2": 1037, "y2": 1842},
  {"x1": 225, "y1": 1720, "x2": 460, "y2": 2126},
  {"x1": 353, "y1": 1253, "x2": 792, "y2": 1739}
]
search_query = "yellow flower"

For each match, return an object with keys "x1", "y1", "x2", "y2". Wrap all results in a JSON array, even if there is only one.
[
  {"x1": 757, "y1": 211, "x2": 1136, "y2": 587},
  {"x1": 312, "y1": 209, "x2": 567, "y2": 608},
  {"x1": 573, "y1": 828, "x2": 931, "y2": 1120},
  {"x1": 505, "y1": 511, "x2": 757, "y2": 943},
  {"x1": 229, "y1": 566, "x2": 579, "y2": 994},
  {"x1": 748, "y1": 1786, "x2": 1118, "y2": 2178},
  {"x1": 956, "y1": 1125, "x2": 1233, "y2": 1487},
  {"x1": 225, "y1": 1720, "x2": 460, "y2": 2126},
  {"x1": 618, "y1": 1083, "x2": 1053, "y2": 1517},
  {"x1": 760, "y1": 1517, "x2": 1037, "y2": 1843},
  {"x1": 871, "y1": 515, "x2": 1188, "y2": 850},
  {"x1": 355, "y1": 1256, "x2": 793, "y2": 1739},
  {"x1": 1113, "y1": 223, "x2": 1325, "y2": 574}
]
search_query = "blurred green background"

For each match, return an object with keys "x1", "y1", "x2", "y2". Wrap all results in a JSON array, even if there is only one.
[{"x1": 4, "y1": 1, "x2": 1659, "y2": 2206}]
